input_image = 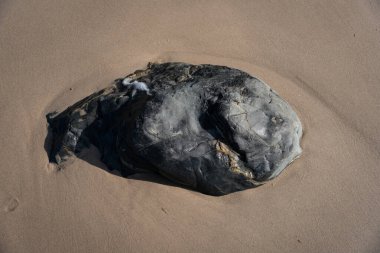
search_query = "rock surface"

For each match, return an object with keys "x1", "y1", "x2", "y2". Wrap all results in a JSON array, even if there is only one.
[{"x1": 47, "y1": 62, "x2": 302, "y2": 195}]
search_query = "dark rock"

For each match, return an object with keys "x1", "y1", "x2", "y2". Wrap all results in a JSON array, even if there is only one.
[{"x1": 46, "y1": 62, "x2": 302, "y2": 195}]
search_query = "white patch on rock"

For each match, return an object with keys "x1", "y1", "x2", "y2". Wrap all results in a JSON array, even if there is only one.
[
  {"x1": 122, "y1": 77, "x2": 132, "y2": 85},
  {"x1": 122, "y1": 77, "x2": 151, "y2": 96}
]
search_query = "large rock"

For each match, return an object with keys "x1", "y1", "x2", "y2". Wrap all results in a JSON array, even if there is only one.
[{"x1": 47, "y1": 62, "x2": 302, "y2": 195}]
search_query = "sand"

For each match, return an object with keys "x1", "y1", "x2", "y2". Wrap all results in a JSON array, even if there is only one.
[{"x1": 0, "y1": 1, "x2": 379, "y2": 252}]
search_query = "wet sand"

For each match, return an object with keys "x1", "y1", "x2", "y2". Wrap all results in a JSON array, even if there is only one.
[{"x1": 1, "y1": 1, "x2": 380, "y2": 252}]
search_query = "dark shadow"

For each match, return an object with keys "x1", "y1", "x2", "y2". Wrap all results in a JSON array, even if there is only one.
[
  {"x1": 128, "y1": 172, "x2": 198, "y2": 193},
  {"x1": 44, "y1": 114, "x2": 197, "y2": 192},
  {"x1": 44, "y1": 124, "x2": 54, "y2": 162},
  {"x1": 76, "y1": 142, "x2": 180, "y2": 189}
]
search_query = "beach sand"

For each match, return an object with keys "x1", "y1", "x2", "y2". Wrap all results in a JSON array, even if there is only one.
[{"x1": 1, "y1": 1, "x2": 379, "y2": 252}]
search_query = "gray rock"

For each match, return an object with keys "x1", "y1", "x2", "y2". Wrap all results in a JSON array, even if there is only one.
[{"x1": 47, "y1": 62, "x2": 302, "y2": 195}]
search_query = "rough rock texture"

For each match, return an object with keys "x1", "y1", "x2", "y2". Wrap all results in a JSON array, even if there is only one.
[{"x1": 47, "y1": 62, "x2": 302, "y2": 195}]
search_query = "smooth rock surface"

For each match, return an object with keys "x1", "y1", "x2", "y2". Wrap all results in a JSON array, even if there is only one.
[{"x1": 47, "y1": 62, "x2": 302, "y2": 195}]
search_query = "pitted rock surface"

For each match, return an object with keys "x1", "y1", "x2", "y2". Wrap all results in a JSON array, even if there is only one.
[{"x1": 47, "y1": 62, "x2": 302, "y2": 195}]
